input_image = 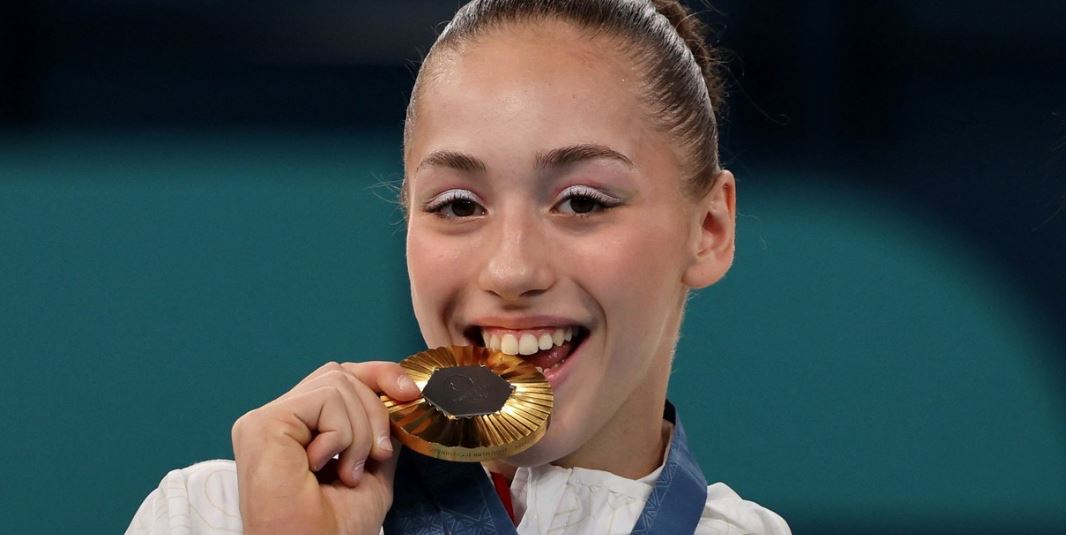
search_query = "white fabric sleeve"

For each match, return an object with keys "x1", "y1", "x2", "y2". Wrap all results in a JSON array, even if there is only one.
[
  {"x1": 697, "y1": 482, "x2": 792, "y2": 535},
  {"x1": 125, "y1": 460, "x2": 243, "y2": 535},
  {"x1": 125, "y1": 460, "x2": 386, "y2": 535}
]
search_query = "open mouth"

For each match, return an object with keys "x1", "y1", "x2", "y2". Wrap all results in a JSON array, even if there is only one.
[{"x1": 463, "y1": 325, "x2": 589, "y2": 375}]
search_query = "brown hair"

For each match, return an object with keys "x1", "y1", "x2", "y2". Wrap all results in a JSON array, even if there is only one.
[{"x1": 405, "y1": 0, "x2": 727, "y2": 198}]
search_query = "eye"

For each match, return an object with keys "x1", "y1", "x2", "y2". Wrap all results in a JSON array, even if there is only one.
[
  {"x1": 555, "y1": 185, "x2": 620, "y2": 216},
  {"x1": 424, "y1": 189, "x2": 486, "y2": 219}
]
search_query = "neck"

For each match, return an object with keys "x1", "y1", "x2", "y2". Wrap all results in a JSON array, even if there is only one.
[{"x1": 554, "y1": 362, "x2": 671, "y2": 479}]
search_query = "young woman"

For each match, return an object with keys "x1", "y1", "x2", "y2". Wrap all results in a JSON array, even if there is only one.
[{"x1": 127, "y1": 1, "x2": 790, "y2": 533}]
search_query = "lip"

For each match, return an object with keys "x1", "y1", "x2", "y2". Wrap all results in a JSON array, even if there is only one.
[{"x1": 538, "y1": 335, "x2": 583, "y2": 389}]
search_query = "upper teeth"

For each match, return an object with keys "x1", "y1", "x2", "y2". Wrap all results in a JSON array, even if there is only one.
[{"x1": 484, "y1": 327, "x2": 574, "y2": 356}]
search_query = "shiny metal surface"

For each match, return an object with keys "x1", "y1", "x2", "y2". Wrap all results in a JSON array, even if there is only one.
[{"x1": 381, "y1": 345, "x2": 553, "y2": 462}]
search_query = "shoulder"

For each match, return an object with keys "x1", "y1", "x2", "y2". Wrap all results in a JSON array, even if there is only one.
[
  {"x1": 696, "y1": 482, "x2": 791, "y2": 535},
  {"x1": 126, "y1": 459, "x2": 243, "y2": 535}
]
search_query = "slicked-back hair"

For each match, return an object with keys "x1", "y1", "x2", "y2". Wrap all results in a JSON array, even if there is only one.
[{"x1": 405, "y1": 0, "x2": 727, "y2": 199}]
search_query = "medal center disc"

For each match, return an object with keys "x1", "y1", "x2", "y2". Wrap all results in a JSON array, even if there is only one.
[{"x1": 422, "y1": 365, "x2": 514, "y2": 419}]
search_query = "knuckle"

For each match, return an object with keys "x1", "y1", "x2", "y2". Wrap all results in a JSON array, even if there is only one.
[
  {"x1": 321, "y1": 385, "x2": 356, "y2": 409},
  {"x1": 233, "y1": 408, "x2": 312, "y2": 447},
  {"x1": 322, "y1": 384, "x2": 344, "y2": 401},
  {"x1": 232, "y1": 408, "x2": 261, "y2": 436},
  {"x1": 270, "y1": 414, "x2": 313, "y2": 445},
  {"x1": 230, "y1": 415, "x2": 246, "y2": 441},
  {"x1": 305, "y1": 361, "x2": 342, "y2": 381},
  {"x1": 315, "y1": 369, "x2": 354, "y2": 392}
]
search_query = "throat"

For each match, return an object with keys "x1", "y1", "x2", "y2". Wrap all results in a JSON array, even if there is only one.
[{"x1": 552, "y1": 382, "x2": 671, "y2": 480}]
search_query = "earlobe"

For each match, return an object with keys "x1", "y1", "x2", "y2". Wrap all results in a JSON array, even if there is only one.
[{"x1": 682, "y1": 170, "x2": 736, "y2": 289}]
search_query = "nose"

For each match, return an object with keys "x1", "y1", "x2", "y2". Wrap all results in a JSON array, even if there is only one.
[{"x1": 477, "y1": 210, "x2": 556, "y2": 302}]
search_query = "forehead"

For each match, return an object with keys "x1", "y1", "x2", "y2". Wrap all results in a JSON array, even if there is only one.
[{"x1": 408, "y1": 20, "x2": 658, "y2": 167}]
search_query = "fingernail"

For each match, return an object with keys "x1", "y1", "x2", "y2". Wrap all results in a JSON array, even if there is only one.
[
  {"x1": 377, "y1": 434, "x2": 393, "y2": 453},
  {"x1": 352, "y1": 461, "x2": 365, "y2": 482},
  {"x1": 397, "y1": 374, "x2": 417, "y2": 394}
]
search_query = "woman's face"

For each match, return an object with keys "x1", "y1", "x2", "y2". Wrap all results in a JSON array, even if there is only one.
[{"x1": 404, "y1": 21, "x2": 732, "y2": 467}]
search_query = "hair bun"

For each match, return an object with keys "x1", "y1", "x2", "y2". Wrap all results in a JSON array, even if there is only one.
[{"x1": 650, "y1": 0, "x2": 726, "y2": 114}]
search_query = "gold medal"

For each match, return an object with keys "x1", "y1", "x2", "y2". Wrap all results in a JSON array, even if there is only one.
[{"x1": 381, "y1": 345, "x2": 553, "y2": 462}]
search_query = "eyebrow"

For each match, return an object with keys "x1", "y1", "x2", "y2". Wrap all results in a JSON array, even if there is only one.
[
  {"x1": 415, "y1": 143, "x2": 633, "y2": 175},
  {"x1": 535, "y1": 144, "x2": 633, "y2": 170},
  {"x1": 416, "y1": 150, "x2": 487, "y2": 174}
]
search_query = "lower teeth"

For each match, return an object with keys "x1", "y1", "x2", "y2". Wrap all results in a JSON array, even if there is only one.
[{"x1": 534, "y1": 358, "x2": 567, "y2": 374}]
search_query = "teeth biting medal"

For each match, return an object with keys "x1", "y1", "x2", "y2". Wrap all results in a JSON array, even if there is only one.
[{"x1": 380, "y1": 345, "x2": 554, "y2": 462}]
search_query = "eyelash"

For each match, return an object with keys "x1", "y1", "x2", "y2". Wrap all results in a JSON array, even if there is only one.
[
  {"x1": 556, "y1": 185, "x2": 621, "y2": 216},
  {"x1": 423, "y1": 185, "x2": 621, "y2": 219},
  {"x1": 423, "y1": 189, "x2": 484, "y2": 219}
]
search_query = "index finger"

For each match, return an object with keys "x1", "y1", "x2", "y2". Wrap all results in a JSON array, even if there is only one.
[{"x1": 341, "y1": 361, "x2": 421, "y2": 401}]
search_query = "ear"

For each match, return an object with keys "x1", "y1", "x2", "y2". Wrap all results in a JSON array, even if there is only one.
[{"x1": 682, "y1": 169, "x2": 736, "y2": 289}]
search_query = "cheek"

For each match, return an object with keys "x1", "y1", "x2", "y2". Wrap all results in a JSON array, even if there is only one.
[
  {"x1": 575, "y1": 220, "x2": 682, "y2": 313},
  {"x1": 568, "y1": 216, "x2": 686, "y2": 350},
  {"x1": 406, "y1": 228, "x2": 472, "y2": 335},
  {"x1": 407, "y1": 226, "x2": 474, "y2": 288}
]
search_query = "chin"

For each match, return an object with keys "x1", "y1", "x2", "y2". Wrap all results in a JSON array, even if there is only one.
[{"x1": 505, "y1": 438, "x2": 565, "y2": 467}]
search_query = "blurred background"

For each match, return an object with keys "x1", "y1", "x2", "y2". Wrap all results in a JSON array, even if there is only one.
[{"x1": 1, "y1": 1, "x2": 1064, "y2": 534}]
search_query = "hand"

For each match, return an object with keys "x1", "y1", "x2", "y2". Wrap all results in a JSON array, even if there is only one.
[{"x1": 231, "y1": 361, "x2": 421, "y2": 535}]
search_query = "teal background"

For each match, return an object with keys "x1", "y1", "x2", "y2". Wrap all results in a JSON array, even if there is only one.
[{"x1": 1, "y1": 128, "x2": 1064, "y2": 534}]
